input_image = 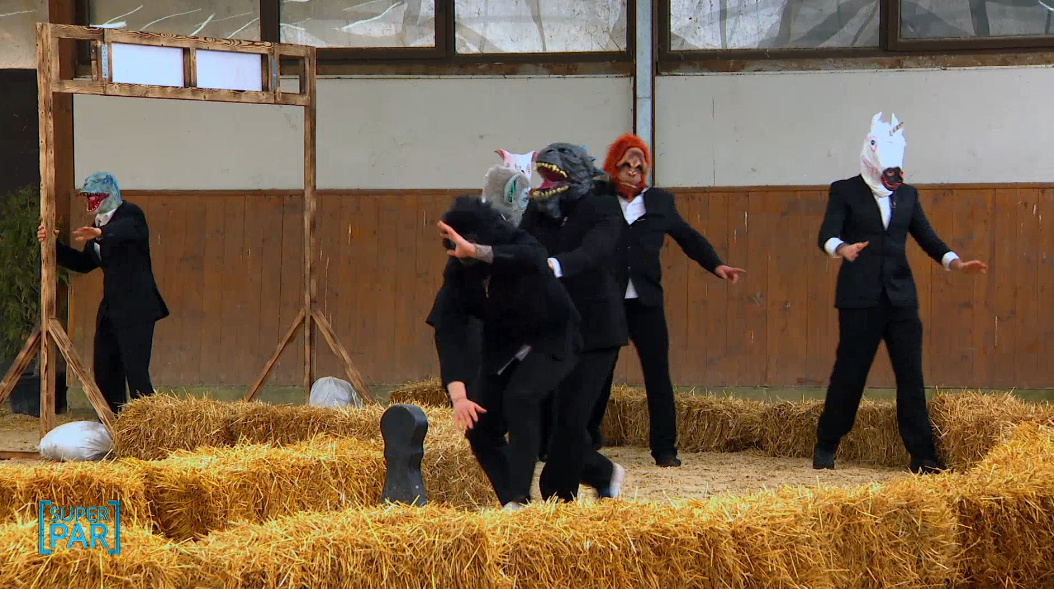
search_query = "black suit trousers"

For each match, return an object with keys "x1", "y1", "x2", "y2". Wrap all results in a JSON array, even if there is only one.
[
  {"x1": 465, "y1": 350, "x2": 574, "y2": 506},
  {"x1": 93, "y1": 305, "x2": 157, "y2": 414},
  {"x1": 590, "y1": 300, "x2": 679, "y2": 460},
  {"x1": 816, "y1": 292, "x2": 938, "y2": 461},
  {"x1": 538, "y1": 347, "x2": 619, "y2": 502}
]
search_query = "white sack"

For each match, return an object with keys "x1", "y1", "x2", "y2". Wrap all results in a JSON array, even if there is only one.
[
  {"x1": 38, "y1": 420, "x2": 113, "y2": 462},
  {"x1": 309, "y1": 376, "x2": 362, "y2": 409}
]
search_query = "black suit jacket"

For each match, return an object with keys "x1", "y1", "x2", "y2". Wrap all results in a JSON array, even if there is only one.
[
  {"x1": 614, "y1": 188, "x2": 724, "y2": 307},
  {"x1": 427, "y1": 229, "x2": 581, "y2": 383},
  {"x1": 817, "y1": 175, "x2": 952, "y2": 309},
  {"x1": 56, "y1": 201, "x2": 169, "y2": 328},
  {"x1": 521, "y1": 192, "x2": 628, "y2": 351}
]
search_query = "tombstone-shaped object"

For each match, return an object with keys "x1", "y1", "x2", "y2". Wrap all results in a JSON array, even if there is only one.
[
  {"x1": 380, "y1": 404, "x2": 428, "y2": 506},
  {"x1": 309, "y1": 376, "x2": 362, "y2": 409}
]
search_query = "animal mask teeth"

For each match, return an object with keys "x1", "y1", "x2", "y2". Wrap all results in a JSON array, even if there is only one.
[
  {"x1": 529, "y1": 186, "x2": 569, "y2": 199},
  {"x1": 535, "y1": 162, "x2": 568, "y2": 178}
]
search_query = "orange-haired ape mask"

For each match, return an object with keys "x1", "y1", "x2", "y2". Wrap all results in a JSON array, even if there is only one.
[{"x1": 602, "y1": 134, "x2": 650, "y2": 199}]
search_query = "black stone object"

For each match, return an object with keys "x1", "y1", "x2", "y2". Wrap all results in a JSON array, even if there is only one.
[{"x1": 380, "y1": 404, "x2": 429, "y2": 506}]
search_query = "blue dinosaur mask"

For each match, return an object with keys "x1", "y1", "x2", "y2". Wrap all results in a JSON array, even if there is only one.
[
  {"x1": 79, "y1": 171, "x2": 122, "y2": 216},
  {"x1": 531, "y1": 142, "x2": 606, "y2": 219}
]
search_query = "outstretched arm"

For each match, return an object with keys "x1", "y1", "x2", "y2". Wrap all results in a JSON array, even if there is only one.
[
  {"x1": 666, "y1": 200, "x2": 723, "y2": 274},
  {"x1": 549, "y1": 196, "x2": 622, "y2": 278},
  {"x1": 907, "y1": 195, "x2": 956, "y2": 269},
  {"x1": 39, "y1": 225, "x2": 97, "y2": 273},
  {"x1": 98, "y1": 212, "x2": 149, "y2": 244}
]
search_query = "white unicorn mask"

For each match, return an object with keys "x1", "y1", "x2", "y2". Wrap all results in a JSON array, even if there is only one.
[
  {"x1": 495, "y1": 149, "x2": 536, "y2": 180},
  {"x1": 860, "y1": 112, "x2": 906, "y2": 197}
]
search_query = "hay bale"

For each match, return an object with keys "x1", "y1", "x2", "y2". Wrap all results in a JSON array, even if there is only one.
[
  {"x1": 598, "y1": 387, "x2": 765, "y2": 452},
  {"x1": 387, "y1": 377, "x2": 450, "y2": 407},
  {"x1": 757, "y1": 398, "x2": 909, "y2": 467},
  {"x1": 112, "y1": 393, "x2": 237, "y2": 460},
  {"x1": 228, "y1": 402, "x2": 386, "y2": 445},
  {"x1": 196, "y1": 505, "x2": 504, "y2": 589},
  {"x1": 930, "y1": 390, "x2": 1054, "y2": 471},
  {"x1": 0, "y1": 521, "x2": 198, "y2": 589},
  {"x1": 950, "y1": 421, "x2": 1054, "y2": 588},
  {"x1": 141, "y1": 436, "x2": 387, "y2": 541},
  {"x1": 0, "y1": 461, "x2": 152, "y2": 528},
  {"x1": 484, "y1": 478, "x2": 957, "y2": 589},
  {"x1": 419, "y1": 430, "x2": 495, "y2": 509}
]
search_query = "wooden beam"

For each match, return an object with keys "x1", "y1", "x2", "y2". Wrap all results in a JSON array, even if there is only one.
[
  {"x1": 0, "y1": 328, "x2": 42, "y2": 406},
  {"x1": 312, "y1": 308, "x2": 373, "y2": 403},
  {"x1": 103, "y1": 29, "x2": 275, "y2": 53},
  {"x1": 244, "y1": 308, "x2": 306, "y2": 401},
  {"x1": 48, "y1": 319, "x2": 114, "y2": 432},
  {"x1": 38, "y1": 23, "x2": 59, "y2": 440},
  {"x1": 0, "y1": 451, "x2": 42, "y2": 461},
  {"x1": 303, "y1": 50, "x2": 317, "y2": 402}
]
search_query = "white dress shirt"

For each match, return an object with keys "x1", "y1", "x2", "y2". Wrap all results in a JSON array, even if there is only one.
[
  {"x1": 823, "y1": 191, "x2": 958, "y2": 270},
  {"x1": 93, "y1": 206, "x2": 118, "y2": 259}
]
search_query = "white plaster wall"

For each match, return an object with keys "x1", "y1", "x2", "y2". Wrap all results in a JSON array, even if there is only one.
[
  {"x1": 655, "y1": 66, "x2": 1054, "y2": 187},
  {"x1": 74, "y1": 75, "x2": 632, "y2": 190}
]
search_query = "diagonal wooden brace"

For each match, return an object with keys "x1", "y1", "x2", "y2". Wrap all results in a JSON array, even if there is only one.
[
  {"x1": 312, "y1": 307, "x2": 373, "y2": 404},
  {"x1": 244, "y1": 308, "x2": 306, "y2": 401},
  {"x1": 48, "y1": 319, "x2": 115, "y2": 432},
  {"x1": 0, "y1": 327, "x2": 42, "y2": 406}
]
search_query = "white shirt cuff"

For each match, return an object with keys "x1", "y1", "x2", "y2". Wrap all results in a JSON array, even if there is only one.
[
  {"x1": 824, "y1": 237, "x2": 844, "y2": 258},
  {"x1": 548, "y1": 257, "x2": 563, "y2": 277},
  {"x1": 941, "y1": 252, "x2": 959, "y2": 270}
]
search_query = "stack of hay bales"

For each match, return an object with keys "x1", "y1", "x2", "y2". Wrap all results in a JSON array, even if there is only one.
[
  {"x1": 929, "y1": 390, "x2": 1054, "y2": 470},
  {"x1": 0, "y1": 461, "x2": 152, "y2": 527},
  {"x1": 387, "y1": 377, "x2": 450, "y2": 407}
]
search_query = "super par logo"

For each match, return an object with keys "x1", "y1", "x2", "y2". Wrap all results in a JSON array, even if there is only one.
[{"x1": 37, "y1": 500, "x2": 121, "y2": 555}]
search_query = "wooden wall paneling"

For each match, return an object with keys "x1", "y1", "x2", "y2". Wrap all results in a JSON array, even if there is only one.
[
  {"x1": 661, "y1": 200, "x2": 690, "y2": 388},
  {"x1": 1012, "y1": 188, "x2": 1041, "y2": 387},
  {"x1": 334, "y1": 193, "x2": 363, "y2": 377},
  {"x1": 777, "y1": 192, "x2": 812, "y2": 385},
  {"x1": 702, "y1": 191, "x2": 731, "y2": 386},
  {"x1": 255, "y1": 194, "x2": 284, "y2": 382},
  {"x1": 925, "y1": 187, "x2": 964, "y2": 387},
  {"x1": 804, "y1": 191, "x2": 833, "y2": 386},
  {"x1": 1039, "y1": 188, "x2": 1054, "y2": 386},
  {"x1": 313, "y1": 194, "x2": 343, "y2": 379},
  {"x1": 374, "y1": 196, "x2": 401, "y2": 380},
  {"x1": 414, "y1": 194, "x2": 451, "y2": 378},
  {"x1": 155, "y1": 198, "x2": 184, "y2": 381},
  {"x1": 681, "y1": 191, "x2": 709, "y2": 384},
  {"x1": 242, "y1": 194, "x2": 268, "y2": 379},
  {"x1": 198, "y1": 196, "x2": 226, "y2": 384},
  {"x1": 218, "y1": 195, "x2": 248, "y2": 384},
  {"x1": 742, "y1": 192, "x2": 770, "y2": 385},
  {"x1": 966, "y1": 189, "x2": 996, "y2": 387},
  {"x1": 276, "y1": 193, "x2": 305, "y2": 386},
  {"x1": 722, "y1": 192, "x2": 750, "y2": 386},
  {"x1": 392, "y1": 193, "x2": 420, "y2": 378},
  {"x1": 988, "y1": 189, "x2": 1018, "y2": 390},
  {"x1": 359, "y1": 196, "x2": 383, "y2": 379},
  {"x1": 179, "y1": 195, "x2": 207, "y2": 385}
]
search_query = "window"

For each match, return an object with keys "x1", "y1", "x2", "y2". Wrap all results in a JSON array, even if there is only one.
[
  {"x1": 0, "y1": 0, "x2": 49, "y2": 69},
  {"x1": 669, "y1": 0, "x2": 880, "y2": 51},
  {"x1": 88, "y1": 0, "x2": 261, "y2": 40},
  {"x1": 899, "y1": 0, "x2": 1054, "y2": 41},
  {"x1": 279, "y1": 0, "x2": 436, "y2": 48},
  {"x1": 454, "y1": 0, "x2": 627, "y2": 53}
]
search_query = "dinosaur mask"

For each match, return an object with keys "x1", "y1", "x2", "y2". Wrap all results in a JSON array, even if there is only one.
[
  {"x1": 481, "y1": 164, "x2": 531, "y2": 227},
  {"x1": 531, "y1": 142, "x2": 604, "y2": 218},
  {"x1": 80, "y1": 171, "x2": 123, "y2": 216},
  {"x1": 860, "y1": 112, "x2": 906, "y2": 197},
  {"x1": 495, "y1": 149, "x2": 536, "y2": 181}
]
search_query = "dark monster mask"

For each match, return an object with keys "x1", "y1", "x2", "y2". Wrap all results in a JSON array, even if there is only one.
[{"x1": 530, "y1": 142, "x2": 607, "y2": 219}]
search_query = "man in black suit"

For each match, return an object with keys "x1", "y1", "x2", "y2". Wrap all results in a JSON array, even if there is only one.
[
  {"x1": 432, "y1": 195, "x2": 581, "y2": 509},
  {"x1": 520, "y1": 142, "x2": 628, "y2": 502},
  {"x1": 814, "y1": 113, "x2": 987, "y2": 473},
  {"x1": 38, "y1": 172, "x2": 168, "y2": 414},
  {"x1": 589, "y1": 134, "x2": 745, "y2": 467}
]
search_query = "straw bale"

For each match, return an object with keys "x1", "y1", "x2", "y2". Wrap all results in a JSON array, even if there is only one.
[
  {"x1": 0, "y1": 460, "x2": 152, "y2": 528},
  {"x1": 141, "y1": 436, "x2": 387, "y2": 541},
  {"x1": 949, "y1": 422, "x2": 1054, "y2": 588},
  {"x1": 595, "y1": 384, "x2": 636, "y2": 447},
  {"x1": 0, "y1": 520, "x2": 199, "y2": 589},
  {"x1": 387, "y1": 377, "x2": 451, "y2": 407},
  {"x1": 757, "y1": 398, "x2": 909, "y2": 467},
  {"x1": 930, "y1": 390, "x2": 1054, "y2": 471},
  {"x1": 195, "y1": 505, "x2": 504, "y2": 589},
  {"x1": 419, "y1": 430, "x2": 496, "y2": 509},
  {"x1": 111, "y1": 393, "x2": 238, "y2": 460}
]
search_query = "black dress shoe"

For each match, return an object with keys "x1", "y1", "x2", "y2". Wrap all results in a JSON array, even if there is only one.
[
  {"x1": 654, "y1": 454, "x2": 682, "y2": 468},
  {"x1": 909, "y1": 457, "x2": 946, "y2": 474},
  {"x1": 812, "y1": 446, "x2": 835, "y2": 470}
]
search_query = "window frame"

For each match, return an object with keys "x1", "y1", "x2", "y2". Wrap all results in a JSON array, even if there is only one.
[{"x1": 886, "y1": 0, "x2": 1054, "y2": 52}]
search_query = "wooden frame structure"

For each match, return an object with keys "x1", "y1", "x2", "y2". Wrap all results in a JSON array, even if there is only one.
[{"x1": 0, "y1": 23, "x2": 371, "y2": 455}]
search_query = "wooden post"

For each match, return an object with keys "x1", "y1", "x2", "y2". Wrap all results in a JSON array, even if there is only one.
[
  {"x1": 303, "y1": 53, "x2": 317, "y2": 402},
  {"x1": 37, "y1": 23, "x2": 58, "y2": 439}
]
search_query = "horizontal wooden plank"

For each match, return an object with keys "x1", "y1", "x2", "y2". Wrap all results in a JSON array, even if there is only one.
[
  {"x1": 47, "y1": 24, "x2": 104, "y2": 41},
  {"x1": 104, "y1": 29, "x2": 275, "y2": 53}
]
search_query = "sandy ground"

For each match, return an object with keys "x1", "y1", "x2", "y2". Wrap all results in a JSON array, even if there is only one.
[{"x1": 1, "y1": 410, "x2": 906, "y2": 500}]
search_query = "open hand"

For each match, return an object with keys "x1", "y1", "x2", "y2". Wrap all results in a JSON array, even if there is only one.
[
  {"x1": 37, "y1": 224, "x2": 58, "y2": 243},
  {"x1": 836, "y1": 241, "x2": 868, "y2": 262},
  {"x1": 715, "y1": 265, "x2": 746, "y2": 283},
  {"x1": 452, "y1": 398, "x2": 487, "y2": 432},
  {"x1": 950, "y1": 259, "x2": 988, "y2": 274},
  {"x1": 437, "y1": 221, "x2": 477, "y2": 259},
  {"x1": 72, "y1": 226, "x2": 102, "y2": 243}
]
